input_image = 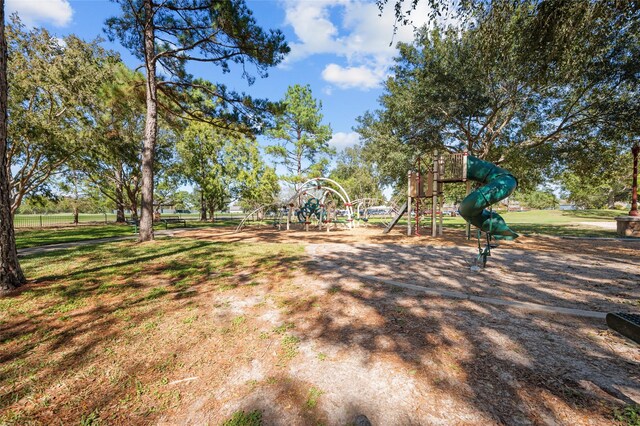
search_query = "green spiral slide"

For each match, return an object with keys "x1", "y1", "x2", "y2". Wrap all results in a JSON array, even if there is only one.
[{"x1": 458, "y1": 155, "x2": 519, "y2": 240}]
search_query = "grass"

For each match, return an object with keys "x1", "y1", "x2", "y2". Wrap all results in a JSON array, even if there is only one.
[
  {"x1": 12, "y1": 209, "x2": 624, "y2": 252},
  {"x1": 13, "y1": 220, "x2": 247, "y2": 249},
  {"x1": 387, "y1": 209, "x2": 622, "y2": 238},
  {"x1": 15, "y1": 225, "x2": 135, "y2": 249},
  {"x1": 615, "y1": 404, "x2": 640, "y2": 426},
  {"x1": 305, "y1": 386, "x2": 324, "y2": 409},
  {"x1": 0, "y1": 237, "x2": 304, "y2": 425},
  {"x1": 222, "y1": 410, "x2": 262, "y2": 426}
]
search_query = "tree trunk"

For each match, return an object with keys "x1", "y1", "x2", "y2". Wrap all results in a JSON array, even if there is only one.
[
  {"x1": 139, "y1": 0, "x2": 157, "y2": 242},
  {"x1": 0, "y1": 1, "x2": 26, "y2": 292},
  {"x1": 115, "y1": 167, "x2": 126, "y2": 223},
  {"x1": 73, "y1": 206, "x2": 79, "y2": 225},
  {"x1": 607, "y1": 189, "x2": 615, "y2": 209},
  {"x1": 200, "y1": 190, "x2": 207, "y2": 221}
]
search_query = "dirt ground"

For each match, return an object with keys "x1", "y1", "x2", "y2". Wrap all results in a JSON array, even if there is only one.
[
  {"x1": 156, "y1": 225, "x2": 640, "y2": 425},
  {"x1": 3, "y1": 224, "x2": 639, "y2": 425}
]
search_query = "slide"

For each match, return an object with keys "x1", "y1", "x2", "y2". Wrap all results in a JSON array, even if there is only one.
[
  {"x1": 383, "y1": 201, "x2": 408, "y2": 234},
  {"x1": 458, "y1": 155, "x2": 519, "y2": 240}
]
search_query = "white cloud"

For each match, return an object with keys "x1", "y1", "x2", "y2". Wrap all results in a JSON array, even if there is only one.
[
  {"x1": 322, "y1": 63, "x2": 384, "y2": 90},
  {"x1": 329, "y1": 131, "x2": 361, "y2": 150},
  {"x1": 281, "y1": 0, "x2": 434, "y2": 90},
  {"x1": 6, "y1": 0, "x2": 73, "y2": 27}
]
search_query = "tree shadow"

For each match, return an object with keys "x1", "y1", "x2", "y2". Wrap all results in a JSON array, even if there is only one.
[{"x1": 274, "y1": 239, "x2": 640, "y2": 424}]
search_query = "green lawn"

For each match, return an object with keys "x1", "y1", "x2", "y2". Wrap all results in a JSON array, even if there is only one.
[
  {"x1": 14, "y1": 219, "x2": 253, "y2": 249},
  {"x1": 13, "y1": 209, "x2": 625, "y2": 250},
  {"x1": 383, "y1": 209, "x2": 622, "y2": 238},
  {"x1": 15, "y1": 225, "x2": 136, "y2": 249}
]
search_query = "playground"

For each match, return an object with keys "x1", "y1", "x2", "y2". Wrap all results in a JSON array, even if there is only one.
[
  {"x1": 2, "y1": 220, "x2": 639, "y2": 425},
  {"x1": 3, "y1": 153, "x2": 640, "y2": 425}
]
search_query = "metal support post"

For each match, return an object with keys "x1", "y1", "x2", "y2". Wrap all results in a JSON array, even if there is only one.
[{"x1": 630, "y1": 143, "x2": 639, "y2": 216}]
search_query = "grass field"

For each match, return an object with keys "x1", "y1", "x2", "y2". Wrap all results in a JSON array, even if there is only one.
[
  {"x1": 14, "y1": 219, "x2": 251, "y2": 249},
  {"x1": 391, "y1": 209, "x2": 622, "y2": 238},
  {"x1": 12, "y1": 209, "x2": 626, "y2": 250}
]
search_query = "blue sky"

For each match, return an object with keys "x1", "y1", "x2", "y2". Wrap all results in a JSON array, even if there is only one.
[{"x1": 6, "y1": 0, "x2": 431, "y2": 154}]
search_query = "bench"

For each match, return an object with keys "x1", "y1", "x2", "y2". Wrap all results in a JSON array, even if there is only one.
[
  {"x1": 125, "y1": 217, "x2": 187, "y2": 232},
  {"x1": 125, "y1": 219, "x2": 140, "y2": 233},
  {"x1": 158, "y1": 217, "x2": 187, "y2": 229}
]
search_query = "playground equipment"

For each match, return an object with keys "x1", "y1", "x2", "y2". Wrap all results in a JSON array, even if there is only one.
[
  {"x1": 235, "y1": 204, "x2": 281, "y2": 232},
  {"x1": 285, "y1": 178, "x2": 354, "y2": 231},
  {"x1": 384, "y1": 151, "x2": 518, "y2": 268},
  {"x1": 351, "y1": 198, "x2": 388, "y2": 226},
  {"x1": 234, "y1": 178, "x2": 355, "y2": 233}
]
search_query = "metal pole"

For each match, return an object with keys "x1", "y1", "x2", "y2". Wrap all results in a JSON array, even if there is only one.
[
  {"x1": 432, "y1": 153, "x2": 438, "y2": 237},
  {"x1": 630, "y1": 143, "x2": 639, "y2": 216},
  {"x1": 465, "y1": 180, "x2": 472, "y2": 239},
  {"x1": 407, "y1": 170, "x2": 412, "y2": 236},
  {"x1": 416, "y1": 170, "x2": 420, "y2": 236},
  {"x1": 407, "y1": 197, "x2": 412, "y2": 236}
]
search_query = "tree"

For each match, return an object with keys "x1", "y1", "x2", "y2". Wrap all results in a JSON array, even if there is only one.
[
  {"x1": 6, "y1": 17, "x2": 116, "y2": 215},
  {"x1": 329, "y1": 146, "x2": 383, "y2": 201},
  {"x1": 177, "y1": 121, "x2": 260, "y2": 221},
  {"x1": 515, "y1": 189, "x2": 557, "y2": 210},
  {"x1": 0, "y1": 0, "x2": 26, "y2": 292},
  {"x1": 74, "y1": 64, "x2": 146, "y2": 222},
  {"x1": 106, "y1": 0, "x2": 288, "y2": 241},
  {"x1": 238, "y1": 152, "x2": 280, "y2": 216},
  {"x1": 558, "y1": 147, "x2": 633, "y2": 209},
  {"x1": 265, "y1": 84, "x2": 334, "y2": 187},
  {"x1": 357, "y1": 2, "x2": 640, "y2": 190}
]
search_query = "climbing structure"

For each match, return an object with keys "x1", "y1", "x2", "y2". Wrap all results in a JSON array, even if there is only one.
[
  {"x1": 383, "y1": 152, "x2": 518, "y2": 268},
  {"x1": 284, "y1": 178, "x2": 354, "y2": 231}
]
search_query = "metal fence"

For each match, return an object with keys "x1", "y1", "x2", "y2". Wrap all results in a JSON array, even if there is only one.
[
  {"x1": 13, "y1": 214, "x2": 116, "y2": 228},
  {"x1": 13, "y1": 212, "x2": 247, "y2": 228}
]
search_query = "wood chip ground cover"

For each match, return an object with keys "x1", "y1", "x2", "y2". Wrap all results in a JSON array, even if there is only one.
[{"x1": 1, "y1": 226, "x2": 639, "y2": 425}]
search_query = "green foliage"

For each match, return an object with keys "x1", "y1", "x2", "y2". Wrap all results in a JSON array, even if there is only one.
[
  {"x1": 266, "y1": 84, "x2": 334, "y2": 184},
  {"x1": 329, "y1": 146, "x2": 383, "y2": 202},
  {"x1": 557, "y1": 144, "x2": 633, "y2": 209},
  {"x1": 177, "y1": 122, "x2": 268, "y2": 219},
  {"x1": 614, "y1": 404, "x2": 640, "y2": 426},
  {"x1": 515, "y1": 189, "x2": 558, "y2": 210},
  {"x1": 74, "y1": 63, "x2": 148, "y2": 220},
  {"x1": 7, "y1": 16, "x2": 117, "y2": 214},
  {"x1": 357, "y1": 1, "x2": 640, "y2": 192},
  {"x1": 222, "y1": 410, "x2": 262, "y2": 426}
]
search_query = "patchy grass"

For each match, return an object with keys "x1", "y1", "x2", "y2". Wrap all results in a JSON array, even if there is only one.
[
  {"x1": 221, "y1": 409, "x2": 262, "y2": 426},
  {"x1": 0, "y1": 238, "x2": 303, "y2": 425},
  {"x1": 614, "y1": 404, "x2": 640, "y2": 426},
  {"x1": 305, "y1": 386, "x2": 324, "y2": 409}
]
